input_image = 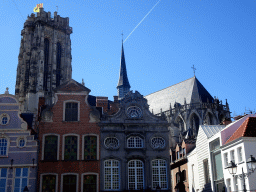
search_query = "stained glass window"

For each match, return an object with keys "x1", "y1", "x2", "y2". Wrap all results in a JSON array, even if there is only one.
[
  {"x1": 14, "y1": 168, "x2": 28, "y2": 192},
  {"x1": 0, "y1": 138, "x2": 7, "y2": 156},
  {"x1": 152, "y1": 159, "x2": 167, "y2": 189},
  {"x1": 65, "y1": 103, "x2": 78, "y2": 121},
  {"x1": 128, "y1": 160, "x2": 144, "y2": 190},
  {"x1": 63, "y1": 175, "x2": 77, "y2": 192},
  {"x1": 42, "y1": 175, "x2": 56, "y2": 192},
  {"x1": 104, "y1": 160, "x2": 119, "y2": 190},
  {"x1": 84, "y1": 136, "x2": 97, "y2": 160},
  {"x1": 0, "y1": 168, "x2": 7, "y2": 192},
  {"x1": 44, "y1": 136, "x2": 58, "y2": 160},
  {"x1": 83, "y1": 175, "x2": 97, "y2": 192},
  {"x1": 64, "y1": 136, "x2": 77, "y2": 160}
]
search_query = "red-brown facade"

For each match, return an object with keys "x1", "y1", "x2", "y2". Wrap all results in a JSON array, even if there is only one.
[{"x1": 37, "y1": 80, "x2": 101, "y2": 192}]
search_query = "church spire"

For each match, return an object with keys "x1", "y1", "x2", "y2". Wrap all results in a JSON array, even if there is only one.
[{"x1": 117, "y1": 40, "x2": 131, "y2": 99}]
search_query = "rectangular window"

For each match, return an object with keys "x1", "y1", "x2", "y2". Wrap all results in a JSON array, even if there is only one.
[
  {"x1": 14, "y1": 168, "x2": 28, "y2": 192},
  {"x1": 83, "y1": 175, "x2": 97, "y2": 192},
  {"x1": 203, "y1": 159, "x2": 210, "y2": 184},
  {"x1": 84, "y1": 136, "x2": 97, "y2": 160},
  {"x1": 183, "y1": 148, "x2": 186, "y2": 157},
  {"x1": 65, "y1": 102, "x2": 78, "y2": 121},
  {"x1": 104, "y1": 160, "x2": 119, "y2": 190},
  {"x1": 42, "y1": 175, "x2": 56, "y2": 192},
  {"x1": 152, "y1": 159, "x2": 167, "y2": 189},
  {"x1": 224, "y1": 153, "x2": 229, "y2": 167},
  {"x1": 177, "y1": 151, "x2": 179, "y2": 160},
  {"x1": 233, "y1": 177, "x2": 238, "y2": 192},
  {"x1": 213, "y1": 152, "x2": 223, "y2": 180},
  {"x1": 230, "y1": 150, "x2": 235, "y2": 164},
  {"x1": 64, "y1": 136, "x2": 77, "y2": 160},
  {"x1": 0, "y1": 168, "x2": 7, "y2": 192},
  {"x1": 226, "y1": 179, "x2": 231, "y2": 192},
  {"x1": 63, "y1": 175, "x2": 77, "y2": 192},
  {"x1": 44, "y1": 136, "x2": 58, "y2": 160},
  {"x1": 237, "y1": 147, "x2": 243, "y2": 163},
  {"x1": 210, "y1": 138, "x2": 220, "y2": 151}
]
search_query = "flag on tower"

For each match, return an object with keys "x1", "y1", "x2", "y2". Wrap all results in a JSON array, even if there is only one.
[{"x1": 33, "y1": 3, "x2": 43, "y2": 12}]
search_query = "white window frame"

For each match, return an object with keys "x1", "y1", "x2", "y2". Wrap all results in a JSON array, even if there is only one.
[
  {"x1": 237, "y1": 147, "x2": 243, "y2": 163},
  {"x1": 63, "y1": 100, "x2": 80, "y2": 122},
  {"x1": 16, "y1": 136, "x2": 27, "y2": 148},
  {"x1": 61, "y1": 173, "x2": 79, "y2": 192},
  {"x1": 0, "y1": 136, "x2": 9, "y2": 157},
  {"x1": 14, "y1": 167, "x2": 29, "y2": 192},
  {"x1": 226, "y1": 178, "x2": 231, "y2": 192},
  {"x1": 104, "y1": 159, "x2": 120, "y2": 190},
  {"x1": 230, "y1": 150, "x2": 235, "y2": 164},
  {"x1": 104, "y1": 137, "x2": 119, "y2": 149},
  {"x1": 62, "y1": 134, "x2": 80, "y2": 160},
  {"x1": 81, "y1": 172, "x2": 99, "y2": 192},
  {"x1": 224, "y1": 153, "x2": 229, "y2": 168},
  {"x1": 152, "y1": 159, "x2": 168, "y2": 189},
  {"x1": 127, "y1": 136, "x2": 144, "y2": 148},
  {"x1": 42, "y1": 134, "x2": 60, "y2": 160},
  {"x1": 40, "y1": 173, "x2": 58, "y2": 192},
  {"x1": 82, "y1": 134, "x2": 99, "y2": 160},
  {"x1": 0, "y1": 168, "x2": 7, "y2": 192},
  {"x1": 128, "y1": 160, "x2": 144, "y2": 190},
  {"x1": 233, "y1": 177, "x2": 238, "y2": 192}
]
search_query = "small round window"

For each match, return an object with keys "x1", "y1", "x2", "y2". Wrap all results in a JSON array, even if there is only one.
[
  {"x1": 151, "y1": 137, "x2": 165, "y2": 149},
  {"x1": 0, "y1": 113, "x2": 10, "y2": 125},
  {"x1": 104, "y1": 137, "x2": 119, "y2": 149},
  {"x1": 19, "y1": 139, "x2": 25, "y2": 147}
]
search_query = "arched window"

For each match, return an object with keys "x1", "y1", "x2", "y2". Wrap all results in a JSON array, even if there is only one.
[
  {"x1": 190, "y1": 114, "x2": 199, "y2": 137},
  {"x1": 176, "y1": 117, "x2": 185, "y2": 132},
  {"x1": 128, "y1": 160, "x2": 144, "y2": 190},
  {"x1": 56, "y1": 42, "x2": 61, "y2": 87},
  {"x1": 83, "y1": 174, "x2": 97, "y2": 192},
  {"x1": 181, "y1": 170, "x2": 186, "y2": 181},
  {"x1": 0, "y1": 138, "x2": 8, "y2": 156},
  {"x1": 152, "y1": 159, "x2": 168, "y2": 189},
  {"x1": 204, "y1": 112, "x2": 213, "y2": 125},
  {"x1": 43, "y1": 38, "x2": 49, "y2": 91},
  {"x1": 104, "y1": 160, "x2": 120, "y2": 190},
  {"x1": 127, "y1": 136, "x2": 143, "y2": 148}
]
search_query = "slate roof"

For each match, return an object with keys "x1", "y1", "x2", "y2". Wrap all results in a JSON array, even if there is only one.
[
  {"x1": 201, "y1": 125, "x2": 226, "y2": 139},
  {"x1": 225, "y1": 117, "x2": 256, "y2": 144},
  {"x1": 145, "y1": 76, "x2": 214, "y2": 114},
  {"x1": 117, "y1": 42, "x2": 130, "y2": 88}
]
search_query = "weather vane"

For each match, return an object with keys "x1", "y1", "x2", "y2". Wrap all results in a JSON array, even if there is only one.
[
  {"x1": 191, "y1": 65, "x2": 196, "y2": 76},
  {"x1": 121, "y1": 31, "x2": 124, "y2": 42}
]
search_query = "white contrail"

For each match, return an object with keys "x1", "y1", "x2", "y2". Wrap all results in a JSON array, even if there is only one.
[{"x1": 124, "y1": 0, "x2": 161, "y2": 43}]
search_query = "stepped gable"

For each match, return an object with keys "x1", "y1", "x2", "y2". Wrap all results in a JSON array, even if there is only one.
[
  {"x1": 145, "y1": 76, "x2": 214, "y2": 114},
  {"x1": 225, "y1": 117, "x2": 256, "y2": 144},
  {"x1": 55, "y1": 79, "x2": 91, "y2": 93}
]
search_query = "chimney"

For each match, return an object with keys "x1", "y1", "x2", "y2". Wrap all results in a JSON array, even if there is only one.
[
  {"x1": 96, "y1": 97, "x2": 108, "y2": 113},
  {"x1": 113, "y1": 96, "x2": 118, "y2": 103},
  {"x1": 221, "y1": 118, "x2": 232, "y2": 125}
]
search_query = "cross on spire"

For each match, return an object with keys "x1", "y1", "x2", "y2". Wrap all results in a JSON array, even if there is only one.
[
  {"x1": 121, "y1": 31, "x2": 124, "y2": 42},
  {"x1": 191, "y1": 65, "x2": 196, "y2": 76}
]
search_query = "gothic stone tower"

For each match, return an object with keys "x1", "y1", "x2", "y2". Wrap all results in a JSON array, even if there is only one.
[{"x1": 15, "y1": 8, "x2": 72, "y2": 112}]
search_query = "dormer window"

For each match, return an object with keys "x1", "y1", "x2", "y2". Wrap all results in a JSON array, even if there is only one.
[
  {"x1": 64, "y1": 101, "x2": 79, "y2": 122},
  {"x1": 0, "y1": 113, "x2": 10, "y2": 125},
  {"x1": 0, "y1": 138, "x2": 8, "y2": 156}
]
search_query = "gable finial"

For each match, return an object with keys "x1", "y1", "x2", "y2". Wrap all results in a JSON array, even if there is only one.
[
  {"x1": 191, "y1": 65, "x2": 196, "y2": 76},
  {"x1": 121, "y1": 31, "x2": 124, "y2": 43},
  {"x1": 82, "y1": 78, "x2": 85, "y2": 86},
  {"x1": 5, "y1": 87, "x2": 9, "y2": 94}
]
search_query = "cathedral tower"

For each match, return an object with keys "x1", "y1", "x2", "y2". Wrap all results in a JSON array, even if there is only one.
[
  {"x1": 117, "y1": 41, "x2": 130, "y2": 99},
  {"x1": 15, "y1": 8, "x2": 72, "y2": 112}
]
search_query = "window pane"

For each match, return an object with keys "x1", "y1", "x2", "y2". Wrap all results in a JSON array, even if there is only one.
[
  {"x1": 128, "y1": 160, "x2": 144, "y2": 190},
  {"x1": 214, "y1": 153, "x2": 223, "y2": 180},
  {"x1": 44, "y1": 136, "x2": 58, "y2": 160},
  {"x1": 42, "y1": 175, "x2": 56, "y2": 192},
  {"x1": 83, "y1": 175, "x2": 97, "y2": 192},
  {"x1": 0, "y1": 169, "x2": 7, "y2": 177},
  {"x1": 15, "y1": 168, "x2": 21, "y2": 177},
  {"x1": 152, "y1": 160, "x2": 167, "y2": 189},
  {"x1": 65, "y1": 136, "x2": 77, "y2": 160},
  {"x1": 0, "y1": 138, "x2": 7, "y2": 156},
  {"x1": 63, "y1": 175, "x2": 77, "y2": 192},
  {"x1": 84, "y1": 136, "x2": 97, "y2": 160},
  {"x1": 65, "y1": 103, "x2": 78, "y2": 121},
  {"x1": 104, "y1": 160, "x2": 119, "y2": 190}
]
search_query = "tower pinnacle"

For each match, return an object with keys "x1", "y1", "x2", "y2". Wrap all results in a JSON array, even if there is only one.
[{"x1": 117, "y1": 41, "x2": 131, "y2": 100}]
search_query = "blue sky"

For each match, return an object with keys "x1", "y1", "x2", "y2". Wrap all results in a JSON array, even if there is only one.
[{"x1": 1, "y1": 0, "x2": 256, "y2": 117}]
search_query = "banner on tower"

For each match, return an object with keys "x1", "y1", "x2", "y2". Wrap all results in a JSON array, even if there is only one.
[{"x1": 33, "y1": 3, "x2": 43, "y2": 12}]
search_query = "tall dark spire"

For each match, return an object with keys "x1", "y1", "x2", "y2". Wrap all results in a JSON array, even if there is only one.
[{"x1": 117, "y1": 41, "x2": 131, "y2": 99}]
